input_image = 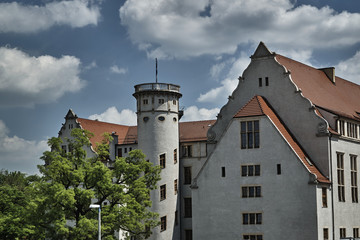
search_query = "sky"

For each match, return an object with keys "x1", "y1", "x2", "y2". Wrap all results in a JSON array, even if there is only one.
[{"x1": 0, "y1": 0, "x2": 360, "y2": 175}]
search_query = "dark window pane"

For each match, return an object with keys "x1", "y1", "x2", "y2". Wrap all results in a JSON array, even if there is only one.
[
  {"x1": 256, "y1": 213, "x2": 262, "y2": 224},
  {"x1": 249, "y1": 213, "x2": 255, "y2": 224},
  {"x1": 242, "y1": 187, "x2": 247, "y2": 198},
  {"x1": 255, "y1": 165, "x2": 260, "y2": 176},
  {"x1": 243, "y1": 214, "x2": 248, "y2": 224},
  {"x1": 241, "y1": 133, "x2": 247, "y2": 149},
  {"x1": 248, "y1": 133, "x2": 253, "y2": 148},
  {"x1": 241, "y1": 122, "x2": 246, "y2": 132},
  {"x1": 248, "y1": 166, "x2": 254, "y2": 176},
  {"x1": 242, "y1": 166, "x2": 247, "y2": 176},
  {"x1": 254, "y1": 120, "x2": 259, "y2": 131},
  {"x1": 256, "y1": 186, "x2": 261, "y2": 197},
  {"x1": 254, "y1": 132, "x2": 260, "y2": 148},
  {"x1": 249, "y1": 187, "x2": 255, "y2": 197},
  {"x1": 247, "y1": 121, "x2": 253, "y2": 132}
]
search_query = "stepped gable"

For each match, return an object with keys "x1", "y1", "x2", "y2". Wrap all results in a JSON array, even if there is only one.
[
  {"x1": 276, "y1": 54, "x2": 360, "y2": 121},
  {"x1": 234, "y1": 96, "x2": 329, "y2": 183}
]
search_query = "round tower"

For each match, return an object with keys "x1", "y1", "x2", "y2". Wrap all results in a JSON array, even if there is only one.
[{"x1": 133, "y1": 83, "x2": 182, "y2": 240}]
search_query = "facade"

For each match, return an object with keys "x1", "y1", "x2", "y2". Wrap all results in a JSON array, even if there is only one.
[{"x1": 58, "y1": 42, "x2": 360, "y2": 240}]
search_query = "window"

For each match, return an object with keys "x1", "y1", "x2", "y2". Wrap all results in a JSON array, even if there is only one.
[
  {"x1": 175, "y1": 211, "x2": 178, "y2": 226},
  {"x1": 322, "y1": 187, "x2": 328, "y2": 208},
  {"x1": 354, "y1": 228, "x2": 359, "y2": 238},
  {"x1": 243, "y1": 235, "x2": 263, "y2": 240},
  {"x1": 159, "y1": 99, "x2": 165, "y2": 104},
  {"x1": 242, "y1": 186, "x2": 261, "y2": 198},
  {"x1": 241, "y1": 120, "x2": 260, "y2": 149},
  {"x1": 174, "y1": 149, "x2": 177, "y2": 164},
  {"x1": 173, "y1": 100, "x2": 177, "y2": 105},
  {"x1": 69, "y1": 124, "x2": 73, "y2": 129},
  {"x1": 242, "y1": 165, "x2": 260, "y2": 177},
  {"x1": 158, "y1": 116, "x2": 165, "y2": 121},
  {"x1": 124, "y1": 147, "x2": 127, "y2": 153},
  {"x1": 129, "y1": 147, "x2": 132, "y2": 151},
  {"x1": 160, "y1": 216, "x2": 166, "y2": 232},
  {"x1": 143, "y1": 99, "x2": 148, "y2": 105},
  {"x1": 259, "y1": 78, "x2": 262, "y2": 87},
  {"x1": 61, "y1": 145, "x2": 67, "y2": 153},
  {"x1": 182, "y1": 145, "x2": 192, "y2": 157},
  {"x1": 184, "y1": 167, "x2": 192, "y2": 185},
  {"x1": 338, "y1": 120, "x2": 345, "y2": 135},
  {"x1": 323, "y1": 228, "x2": 329, "y2": 240},
  {"x1": 337, "y1": 153, "x2": 345, "y2": 202},
  {"x1": 184, "y1": 198, "x2": 192, "y2": 218},
  {"x1": 143, "y1": 116, "x2": 149, "y2": 122},
  {"x1": 160, "y1": 184, "x2": 166, "y2": 201},
  {"x1": 174, "y1": 179, "x2": 178, "y2": 195},
  {"x1": 185, "y1": 230, "x2": 192, "y2": 240},
  {"x1": 160, "y1": 154, "x2": 166, "y2": 169},
  {"x1": 243, "y1": 213, "x2": 262, "y2": 225},
  {"x1": 265, "y1": 77, "x2": 269, "y2": 86},
  {"x1": 351, "y1": 155, "x2": 358, "y2": 203},
  {"x1": 340, "y1": 228, "x2": 346, "y2": 238},
  {"x1": 347, "y1": 122, "x2": 358, "y2": 138},
  {"x1": 222, "y1": 167, "x2": 226, "y2": 177},
  {"x1": 277, "y1": 164, "x2": 281, "y2": 175}
]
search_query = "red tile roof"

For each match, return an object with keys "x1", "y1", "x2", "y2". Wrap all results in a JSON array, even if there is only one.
[
  {"x1": 234, "y1": 96, "x2": 330, "y2": 183},
  {"x1": 179, "y1": 120, "x2": 216, "y2": 142},
  {"x1": 76, "y1": 118, "x2": 216, "y2": 147},
  {"x1": 276, "y1": 54, "x2": 360, "y2": 121}
]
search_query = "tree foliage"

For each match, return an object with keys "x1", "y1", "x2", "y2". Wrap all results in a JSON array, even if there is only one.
[{"x1": 0, "y1": 128, "x2": 161, "y2": 240}]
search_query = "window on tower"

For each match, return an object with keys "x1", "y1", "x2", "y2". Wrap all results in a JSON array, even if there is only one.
[
  {"x1": 160, "y1": 154, "x2": 166, "y2": 169},
  {"x1": 143, "y1": 99, "x2": 148, "y2": 105},
  {"x1": 159, "y1": 99, "x2": 165, "y2": 104}
]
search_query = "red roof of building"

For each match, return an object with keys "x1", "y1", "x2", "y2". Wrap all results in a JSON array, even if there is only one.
[
  {"x1": 77, "y1": 118, "x2": 216, "y2": 146},
  {"x1": 234, "y1": 96, "x2": 330, "y2": 183},
  {"x1": 276, "y1": 54, "x2": 360, "y2": 121}
]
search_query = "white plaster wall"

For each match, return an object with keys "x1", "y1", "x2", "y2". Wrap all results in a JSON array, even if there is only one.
[
  {"x1": 136, "y1": 90, "x2": 180, "y2": 240},
  {"x1": 179, "y1": 141, "x2": 207, "y2": 239},
  {"x1": 193, "y1": 116, "x2": 318, "y2": 239},
  {"x1": 58, "y1": 118, "x2": 96, "y2": 159},
  {"x1": 208, "y1": 55, "x2": 330, "y2": 177},
  {"x1": 330, "y1": 137, "x2": 360, "y2": 239}
]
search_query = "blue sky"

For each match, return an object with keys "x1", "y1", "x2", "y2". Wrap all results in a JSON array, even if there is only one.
[{"x1": 0, "y1": 0, "x2": 360, "y2": 174}]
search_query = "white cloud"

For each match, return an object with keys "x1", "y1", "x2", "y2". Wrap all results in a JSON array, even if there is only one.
[
  {"x1": 0, "y1": 47, "x2": 86, "y2": 107},
  {"x1": 0, "y1": 120, "x2": 48, "y2": 175},
  {"x1": 0, "y1": 0, "x2": 100, "y2": 33},
  {"x1": 199, "y1": 52, "x2": 250, "y2": 104},
  {"x1": 84, "y1": 60, "x2": 97, "y2": 70},
  {"x1": 119, "y1": 0, "x2": 360, "y2": 59},
  {"x1": 89, "y1": 107, "x2": 137, "y2": 125},
  {"x1": 181, "y1": 106, "x2": 219, "y2": 121},
  {"x1": 110, "y1": 65, "x2": 128, "y2": 74},
  {"x1": 336, "y1": 51, "x2": 360, "y2": 84}
]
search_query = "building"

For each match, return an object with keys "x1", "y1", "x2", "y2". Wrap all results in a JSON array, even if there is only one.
[{"x1": 58, "y1": 42, "x2": 360, "y2": 240}]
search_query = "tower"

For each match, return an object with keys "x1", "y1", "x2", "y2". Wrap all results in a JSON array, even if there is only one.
[{"x1": 133, "y1": 83, "x2": 182, "y2": 240}]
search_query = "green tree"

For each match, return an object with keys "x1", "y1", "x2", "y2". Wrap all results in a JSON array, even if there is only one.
[
  {"x1": 0, "y1": 170, "x2": 39, "y2": 239},
  {"x1": 36, "y1": 128, "x2": 161, "y2": 239}
]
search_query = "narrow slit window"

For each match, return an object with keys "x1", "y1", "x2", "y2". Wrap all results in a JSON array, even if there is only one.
[
  {"x1": 259, "y1": 78, "x2": 262, "y2": 87},
  {"x1": 222, "y1": 167, "x2": 226, "y2": 177},
  {"x1": 277, "y1": 164, "x2": 281, "y2": 175},
  {"x1": 265, "y1": 77, "x2": 269, "y2": 86}
]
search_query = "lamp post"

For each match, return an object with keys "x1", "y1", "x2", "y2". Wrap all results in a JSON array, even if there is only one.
[{"x1": 89, "y1": 204, "x2": 101, "y2": 240}]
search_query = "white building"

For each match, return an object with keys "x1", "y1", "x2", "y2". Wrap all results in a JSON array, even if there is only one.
[{"x1": 58, "y1": 42, "x2": 360, "y2": 240}]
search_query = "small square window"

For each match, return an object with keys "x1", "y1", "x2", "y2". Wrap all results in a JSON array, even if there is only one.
[{"x1": 143, "y1": 99, "x2": 149, "y2": 105}]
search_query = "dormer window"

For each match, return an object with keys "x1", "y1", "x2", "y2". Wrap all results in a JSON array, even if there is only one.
[{"x1": 241, "y1": 120, "x2": 260, "y2": 149}]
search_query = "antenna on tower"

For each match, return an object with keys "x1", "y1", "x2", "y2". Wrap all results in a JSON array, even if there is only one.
[{"x1": 155, "y1": 58, "x2": 158, "y2": 83}]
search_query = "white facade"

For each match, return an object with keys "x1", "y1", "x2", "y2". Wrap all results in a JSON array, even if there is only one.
[{"x1": 58, "y1": 42, "x2": 360, "y2": 240}]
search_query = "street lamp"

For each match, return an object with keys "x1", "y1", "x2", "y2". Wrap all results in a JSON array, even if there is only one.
[{"x1": 89, "y1": 204, "x2": 101, "y2": 240}]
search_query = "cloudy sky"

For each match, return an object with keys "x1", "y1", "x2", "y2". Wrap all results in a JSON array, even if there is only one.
[{"x1": 0, "y1": 0, "x2": 360, "y2": 175}]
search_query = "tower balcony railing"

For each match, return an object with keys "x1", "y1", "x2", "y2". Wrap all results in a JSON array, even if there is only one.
[{"x1": 134, "y1": 83, "x2": 180, "y2": 93}]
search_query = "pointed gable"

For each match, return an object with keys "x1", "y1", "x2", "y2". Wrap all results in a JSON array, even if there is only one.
[
  {"x1": 65, "y1": 109, "x2": 77, "y2": 119},
  {"x1": 234, "y1": 95, "x2": 329, "y2": 183},
  {"x1": 234, "y1": 96, "x2": 265, "y2": 118},
  {"x1": 251, "y1": 41, "x2": 274, "y2": 59}
]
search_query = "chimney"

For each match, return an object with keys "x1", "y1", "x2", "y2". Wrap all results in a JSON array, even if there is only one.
[{"x1": 318, "y1": 67, "x2": 335, "y2": 84}]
